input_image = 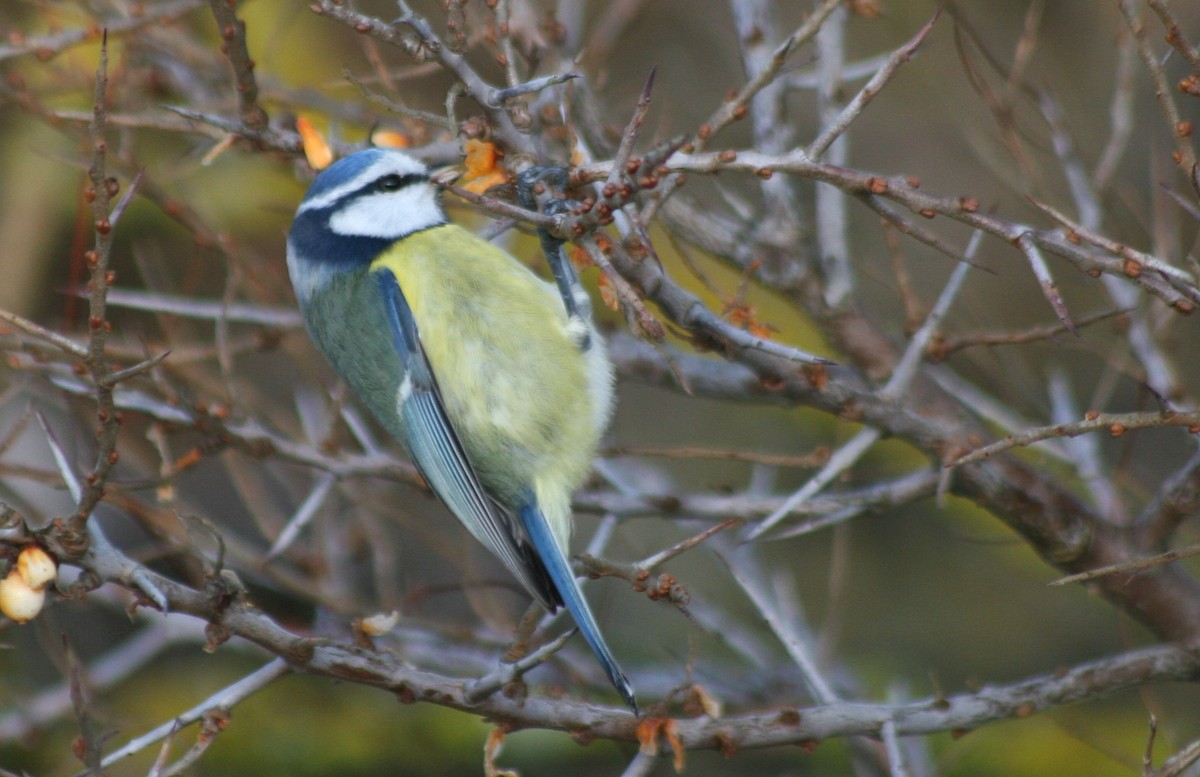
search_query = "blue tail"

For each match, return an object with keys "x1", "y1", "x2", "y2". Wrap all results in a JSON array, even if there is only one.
[{"x1": 519, "y1": 502, "x2": 638, "y2": 713}]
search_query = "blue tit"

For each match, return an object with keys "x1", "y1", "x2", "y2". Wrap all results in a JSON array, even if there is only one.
[{"x1": 286, "y1": 148, "x2": 636, "y2": 711}]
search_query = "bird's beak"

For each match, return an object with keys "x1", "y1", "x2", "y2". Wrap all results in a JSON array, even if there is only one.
[{"x1": 431, "y1": 165, "x2": 461, "y2": 186}]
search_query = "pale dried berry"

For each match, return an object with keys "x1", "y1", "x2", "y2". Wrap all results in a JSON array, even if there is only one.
[
  {"x1": 359, "y1": 610, "x2": 400, "y2": 636},
  {"x1": 0, "y1": 571, "x2": 45, "y2": 623},
  {"x1": 17, "y1": 546, "x2": 57, "y2": 591}
]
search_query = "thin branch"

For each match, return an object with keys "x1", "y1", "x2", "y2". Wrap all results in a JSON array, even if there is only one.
[
  {"x1": 206, "y1": 0, "x2": 267, "y2": 131},
  {"x1": 716, "y1": 539, "x2": 840, "y2": 704},
  {"x1": 1029, "y1": 198, "x2": 1196, "y2": 290},
  {"x1": 93, "y1": 659, "x2": 291, "y2": 773},
  {"x1": 747, "y1": 425, "x2": 883, "y2": 542},
  {"x1": 607, "y1": 68, "x2": 657, "y2": 189},
  {"x1": 764, "y1": 468, "x2": 939, "y2": 541},
  {"x1": 932, "y1": 308, "x2": 1127, "y2": 359},
  {"x1": 490, "y1": 0, "x2": 521, "y2": 89},
  {"x1": 881, "y1": 719, "x2": 910, "y2": 777},
  {"x1": 311, "y1": 0, "x2": 531, "y2": 151},
  {"x1": 697, "y1": 0, "x2": 843, "y2": 152},
  {"x1": 70, "y1": 33, "x2": 120, "y2": 538},
  {"x1": 594, "y1": 149, "x2": 1200, "y2": 310},
  {"x1": 1137, "y1": 449, "x2": 1200, "y2": 545},
  {"x1": 267, "y1": 472, "x2": 336, "y2": 559},
  {"x1": 948, "y1": 408, "x2": 1200, "y2": 468},
  {"x1": 813, "y1": 1, "x2": 853, "y2": 306},
  {"x1": 1048, "y1": 370, "x2": 1122, "y2": 522},
  {"x1": 1144, "y1": 0, "x2": 1200, "y2": 71},
  {"x1": 162, "y1": 105, "x2": 302, "y2": 154},
  {"x1": 491, "y1": 72, "x2": 581, "y2": 104},
  {"x1": 1093, "y1": 28, "x2": 1137, "y2": 192},
  {"x1": 636, "y1": 519, "x2": 742, "y2": 571},
  {"x1": 1050, "y1": 543, "x2": 1200, "y2": 587},
  {"x1": 0, "y1": 620, "x2": 207, "y2": 742},
  {"x1": 806, "y1": 10, "x2": 941, "y2": 159},
  {"x1": 749, "y1": 236, "x2": 977, "y2": 540},
  {"x1": 0, "y1": 308, "x2": 88, "y2": 358},
  {"x1": 1016, "y1": 233, "x2": 1077, "y2": 334},
  {"x1": 1148, "y1": 737, "x2": 1200, "y2": 777},
  {"x1": 576, "y1": 233, "x2": 665, "y2": 342},
  {"x1": 604, "y1": 444, "x2": 830, "y2": 469},
  {"x1": 66, "y1": 640, "x2": 103, "y2": 776},
  {"x1": 102, "y1": 351, "x2": 171, "y2": 386},
  {"x1": 0, "y1": 0, "x2": 204, "y2": 63},
  {"x1": 1117, "y1": 0, "x2": 1198, "y2": 194},
  {"x1": 465, "y1": 630, "x2": 574, "y2": 703},
  {"x1": 100, "y1": 288, "x2": 302, "y2": 328},
  {"x1": 343, "y1": 68, "x2": 455, "y2": 128},
  {"x1": 619, "y1": 751, "x2": 659, "y2": 777}
]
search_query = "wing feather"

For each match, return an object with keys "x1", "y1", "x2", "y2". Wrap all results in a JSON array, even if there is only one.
[{"x1": 372, "y1": 268, "x2": 560, "y2": 611}]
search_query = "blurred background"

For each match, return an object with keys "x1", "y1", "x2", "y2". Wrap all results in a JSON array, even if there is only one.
[{"x1": 2, "y1": 0, "x2": 1200, "y2": 775}]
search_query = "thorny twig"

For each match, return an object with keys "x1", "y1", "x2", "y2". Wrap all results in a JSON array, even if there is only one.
[
  {"x1": 206, "y1": 0, "x2": 267, "y2": 131},
  {"x1": 70, "y1": 33, "x2": 121, "y2": 541},
  {"x1": 949, "y1": 408, "x2": 1200, "y2": 468},
  {"x1": 0, "y1": 0, "x2": 204, "y2": 63}
]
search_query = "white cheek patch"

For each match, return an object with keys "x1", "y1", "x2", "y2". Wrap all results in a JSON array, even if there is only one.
[{"x1": 329, "y1": 184, "x2": 445, "y2": 238}]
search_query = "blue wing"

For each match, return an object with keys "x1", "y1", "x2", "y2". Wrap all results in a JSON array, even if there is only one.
[
  {"x1": 373, "y1": 268, "x2": 559, "y2": 613},
  {"x1": 375, "y1": 266, "x2": 637, "y2": 712},
  {"x1": 518, "y1": 500, "x2": 638, "y2": 712}
]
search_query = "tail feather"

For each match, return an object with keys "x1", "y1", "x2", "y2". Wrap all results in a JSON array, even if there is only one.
[{"x1": 518, "y1": 502, "x2": 638, "y2": 713}]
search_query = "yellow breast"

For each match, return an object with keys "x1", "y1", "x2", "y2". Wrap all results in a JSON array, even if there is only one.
[{"x1": 369, "y1": 225, "x2": 604, "y2": 526}]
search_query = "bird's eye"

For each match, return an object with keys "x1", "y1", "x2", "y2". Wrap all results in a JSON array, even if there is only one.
[{"x1": 377, "y1": 174, "x2": 405, "y2": 192}]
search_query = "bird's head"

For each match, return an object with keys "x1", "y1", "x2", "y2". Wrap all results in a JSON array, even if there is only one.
[{"x1": 287, "y1": 148, "x2": 447, "y2": 302}]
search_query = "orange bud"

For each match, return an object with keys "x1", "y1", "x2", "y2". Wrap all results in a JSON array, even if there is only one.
[
  {"x1": 370, "y1": 129, "x2": 411, "y2": 149},
  {"x1": 296, "y1": 116, "x2": 333, "y2": 171},
  {"x1": 461, "y1": 140, "x2": 507, "y2": 194}
]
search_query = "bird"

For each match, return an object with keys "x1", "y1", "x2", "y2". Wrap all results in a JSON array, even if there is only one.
[{"x1": 286, "y1": 147, "x2": 636, "y2": 711}]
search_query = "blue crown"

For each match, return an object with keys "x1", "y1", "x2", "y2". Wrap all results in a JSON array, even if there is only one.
[{"x1": 301, "y1": 148, "x2": 391, "y2": 205}]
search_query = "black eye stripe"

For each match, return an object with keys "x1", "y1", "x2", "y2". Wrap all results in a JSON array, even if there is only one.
[{"x1": 375, "y1": 173, "x2": 426, "y2": 193}]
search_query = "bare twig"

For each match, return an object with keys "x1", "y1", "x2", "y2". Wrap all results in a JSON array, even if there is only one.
[
  {"x1": 881, "y1": 719, "x2": 910, "y2": 777},
  {"x1": 162, "y1": 105, "x2": 301, "y2": 153},
  {"x1": 806, "y1": 10, "x2": 941, "y2": 159},
  {"x1": 1093, "y1": 28, "x2": 1137, "y2": 192},
  {"x1": 466, "y1": 630, "x2": 574, "y2": 703},
  {"x1": 0, "y1": 0, "x2": 204, "y2": 63},
  {"x1": 93, "y1": 659, "x2": 291, "y2": 773},
  {"x1": 267, "y1": 472, "x2": 336, "y2": 559},
  {"x1": 0, "y1": 308, "x2": 88, "y2": 358},
  {"x1": 206, "y1": 0, "x2": 268, "y2": 131},
  {"x1": 698, "y1": 0, "x2": 842, "y2": 151},
  {"x1": 932, "y1": 308, "x2": 1127, "y2": 358},
  {"x1": 1050, "y1": 543, "x2": 1200, "y2": 587},
  {"x1": 66, "y1": 640, "x2": 103, "y2": 776},
  {"x1": 593, "y1": 149, "x2": 1200, "y2": 309},
  {"x1": 749, "y1": 234, "x2": 978, "y2": 540},
  {"x1": 312, "y1": 1, "x2": 531, "y2": 150},
  {"x1": 70, "y1": 33, "x2": 120, "y2": 539},
  {"x1": 1118, "y1": 0, "x2": 1198, "y2": 194},
  {"x1": 1016, "y1": 233, "x2": 1077, "y2": 334},
  {"x1": 607, "y1": 68, "x2": 657, "y2": 189},
  {"x1": 636, "y1": 519, "x2": 741, "y2": 571},
  {"x1": 949, "y1": 408, "x2": 1200, "y2": 468},
  {"x1": 1144, "y1": 0, "x2": 1200, "y2": 71}
]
